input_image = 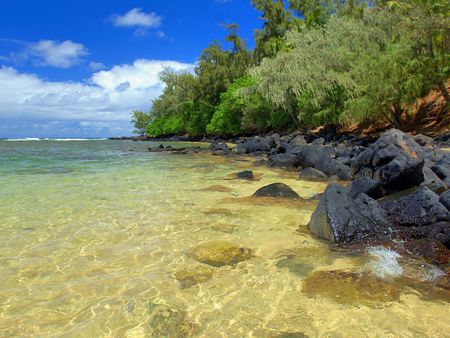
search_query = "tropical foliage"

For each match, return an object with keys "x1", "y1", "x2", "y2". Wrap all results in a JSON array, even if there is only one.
[{"x1": 132, "y1": 0, "x2": 449, "y2": 136}]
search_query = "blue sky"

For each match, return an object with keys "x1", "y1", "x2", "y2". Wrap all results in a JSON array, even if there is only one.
[{"x1": 0, "y1": 0, "x2": 261, "y2": 138}]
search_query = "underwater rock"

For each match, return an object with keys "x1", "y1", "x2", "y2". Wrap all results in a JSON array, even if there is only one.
[
  {"x1": 253, "y1": 183, "x2": 300, "y2": 199},
  {"x1": 210, "y1": 223, "x2": 236, "y2": 233},
  {"x1": 205, "y1": 185, "x2": 232, "y2": 193},
  {"x1": 148, "y1": 303, "x2": 196, "y2": 337},
  {"x1": 276, "y1": 246, "x2": 334, "y2": 277},
  {"x1": 173, "y1": 266, "x2": 213, "y2": 288},
  {"x1": 271, "y1": 332, "x2": 309, "y2": 338},
  {"x1": 188, "y1": 241, "x2": 253, "y2": 267},
  {"x1": 236, "y1": 170, "x2": 254, "y2": 180},
  {"x1": 203, "y1": 208, "x2": 233, "y2": 216},
  {"x1": 302, "y1": 270, "x2": 401, "y2": 306}
]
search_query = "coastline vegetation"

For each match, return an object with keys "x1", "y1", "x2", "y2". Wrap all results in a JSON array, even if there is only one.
[{"x1": 133, "y1": 0, "x2": 449, "y2": 137}]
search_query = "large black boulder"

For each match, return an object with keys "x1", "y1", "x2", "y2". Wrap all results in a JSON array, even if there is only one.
[
  {"x1": 308, "y1": 183, "x2": 390, "y2": 243},
  {"x1": 379, "y1": 186, "x2": 450, "y2": 227},
  {"x1": 352, "y1": 129, "x2": 425, "y2": 198},
  {"x1": 295, "y1": 144, "x2": 334, "y2": 168},
  {"x1": 253, "y1": 183, "x2": 300, "y2": 199}
]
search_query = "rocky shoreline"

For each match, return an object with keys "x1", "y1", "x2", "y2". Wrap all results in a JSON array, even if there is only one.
[{"x1": 146, "y1": 129, "x2": 450, "y2": 269}]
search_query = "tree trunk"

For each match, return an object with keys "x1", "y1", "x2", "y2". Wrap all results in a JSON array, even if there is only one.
[
  {"x1": 390, "y1": 104, "x2": 403, "y2": 129},
  {"x1": 437, "y1": 81, "x2": 450, "y2": 103}
]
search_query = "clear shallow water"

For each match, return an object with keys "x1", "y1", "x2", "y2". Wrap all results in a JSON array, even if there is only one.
[{"x1": 0, "y1": 140, "x2": 448, "y2": 337}]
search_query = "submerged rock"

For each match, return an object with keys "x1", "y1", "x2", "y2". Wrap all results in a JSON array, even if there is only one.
[
  {"x1": 210, "y1": 223, "x2": 236, "y2": 233},
  {"x1": 253, "y1": 183, "x2": 301, "y2": 200},
  {"x1": 404, "y1": 239, "x2": 450, "y2": 265},
  {"x1": 148, "y1": 303, "x2": 196, "y2": 337},
  {"x1": 308, "y1": 183, "x2": 390, "y2": 243},
  {"x1": 276, "y1": 246, "x2": 334, "y2": 277},
  {"x1": 236, "y1": 170, "x2": 254, "y2": 180},
  {"x1": 188, "y1": 241, "x2": 253, "y2": 267},
  {"x1": 173, "y1": 266, "x2": 213, "y2": 288},
  {"x1": 271, "y1": 332, "x2": 309, "y2": 338},
  {"x1": 205, "y1": 185, "x2": 233, "y2": 193},
  {"x1": 302, "y1": 270, "x2": 401, "y2": 306}
]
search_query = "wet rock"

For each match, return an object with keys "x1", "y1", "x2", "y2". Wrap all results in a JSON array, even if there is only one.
[
  {"x1": 173, "y1": 266, "x2": 213, "y2": 288},
  {"x1": 302, "y1": 270, "x2": 401, "y2": 306},
  {"x1": 379, "y1": 186, "x2": 449, "y2": 227},
  {"x1": 148, "y1": 304, "x2": 195, "y2": 337},
  {"x1": 404, "y1": 239, "x2": 450, "y2": 265},
  {"x1": 188, "y1": 241, "x2": 253, "y2": 267},
  {"x1": 440, "y1": 190, "x2": 450, "y2": 209},
  {"x1": 396, "y1": 222, "x2": 450, "y2": 249},
  {"x1": 236, "y1": 170, "x2": 254, "y2": 180},
  {"x1": 210, "y1": 142, "x2": 230, "y2": 155},
  {"x1": 253, "y1": 183, "x2": 301, "y2": 200},
  {"x1": 299, "y1": 167, "x2": 328, "y2": 181},
  {"x1": 352, "y1": 129, "x2": 425, "y2": 198},
  {"x1": 308, "y1": 183, "x2": 390, "y2": 243}
]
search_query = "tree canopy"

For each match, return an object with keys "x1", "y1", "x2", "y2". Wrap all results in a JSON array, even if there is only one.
[{"x1": 132, "y1": 0, "x2": 449, "y2": 137}]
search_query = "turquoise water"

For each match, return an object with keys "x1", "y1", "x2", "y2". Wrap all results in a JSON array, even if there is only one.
[{"x1": 0, "y1": 140, "x2": 448, "y2": 337}]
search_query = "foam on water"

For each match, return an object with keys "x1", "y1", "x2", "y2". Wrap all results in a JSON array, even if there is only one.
[{"x1": 367, "y1": 246, "x2": 403, "y2": 278}]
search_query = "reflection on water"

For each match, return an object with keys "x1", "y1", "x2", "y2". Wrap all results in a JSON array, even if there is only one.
[{"x1": 0, "y1": 140, "x2": 449, "y2": 337}]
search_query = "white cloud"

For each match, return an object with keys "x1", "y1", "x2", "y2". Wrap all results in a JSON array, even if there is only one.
[
  {"x1": 89, "y1": 61, "x2": 106, "y2": 71},
  {"x1": 113, "y1": 8, "x2": 162, "y2": 28},
  {"x1": 0, "y1": 59, "x2": 194, "y2": 137},
  {"x1": 29, "y1": 40, "x2": 88, "y2": 68}
]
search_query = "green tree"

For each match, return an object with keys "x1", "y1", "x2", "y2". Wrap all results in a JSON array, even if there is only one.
[
  {"x1": 252, "y1": 0, "x2": 299, "y2": 61},
  {"x1": 131, "y1": 111, "x2": 151, "y2": 135}
]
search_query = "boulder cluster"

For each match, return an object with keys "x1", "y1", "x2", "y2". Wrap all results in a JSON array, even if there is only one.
[{"x1": 308, "y1": 129, "x2": 449, "y2": 264}]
